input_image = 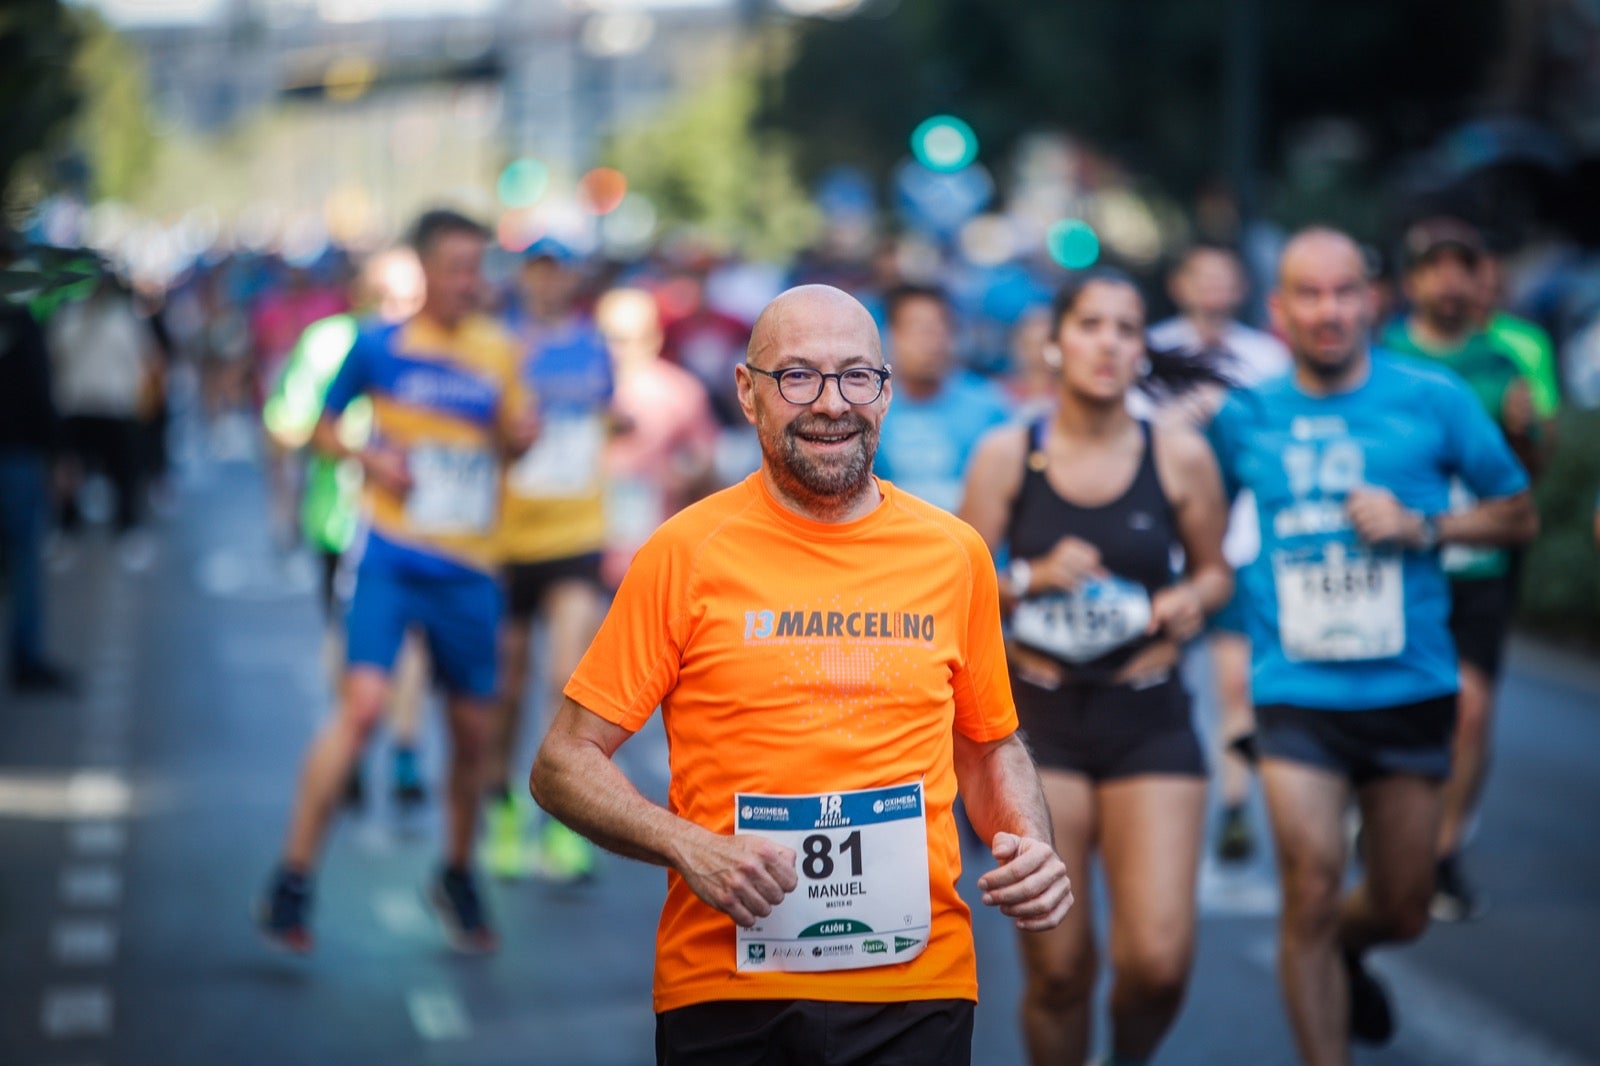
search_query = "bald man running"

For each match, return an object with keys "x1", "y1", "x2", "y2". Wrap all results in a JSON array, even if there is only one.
[
  {"x1": 1204, "y1": 228, "x2": 1535, "y2": 1064},
  {"x1": 531, "y1": 285, "x2": 1073, "y2": 1066}
]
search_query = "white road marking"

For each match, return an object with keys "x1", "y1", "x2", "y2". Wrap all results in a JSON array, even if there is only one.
[
  {"x1": 373, "y1": 888, "x2": 432, "y2": 937},
  {"x1": 41, "y1": 986, "x2": 114, "y2": 1038},
  {"x1": 407, "y1": 989, "x2": 471, "y2": 1040},
  {"x1": 52, "y1": 920, "x2": 119, "y2": 966},
  {"x1": 59, "y1": 866, "x2": 122, "y2": 908},
  {"x1": 1243, "y1": 937, "x2": 1592, "y2": 1066},
  {"x1": 69, "y1": 822, "x2": 127, "y2": 857}
]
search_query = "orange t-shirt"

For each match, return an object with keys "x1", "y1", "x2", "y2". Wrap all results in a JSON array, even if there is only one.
[{"x1": 564, "y1": 473, "x2": 1019, "y2": 1013}]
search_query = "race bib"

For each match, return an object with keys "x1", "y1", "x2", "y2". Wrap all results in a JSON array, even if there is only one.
[
  {"x1": 1272, "y1": 542, "x2": 1404, "y2": 662},
  {"x1": 735, "y1": 782, "x2": 930, "y2": 974},
  {"x1": 508, "y1": 414, "x2": 605, "y2": 499},
  {"x1": 1011, "y1": 576, "x2": 1153, "y2": 664},
  {"x1": 405, "y1": 444, "x2": 497, "y2": 535}
]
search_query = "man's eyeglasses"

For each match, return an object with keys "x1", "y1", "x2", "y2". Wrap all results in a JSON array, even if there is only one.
[{"x1": 745, "y1": 364, "x2": 892, "y2": 405}]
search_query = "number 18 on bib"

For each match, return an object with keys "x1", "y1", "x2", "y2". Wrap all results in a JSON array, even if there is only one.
[{"x1": 734, "y1": 782, "x2": 931, "y2": 973}]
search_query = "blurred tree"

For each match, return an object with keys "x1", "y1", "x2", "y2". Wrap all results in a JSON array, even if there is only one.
[
  {"x1": 760, "y1": 0, "x2": 1504, "y2": 239},
  {"x1": 73, "y1": 8, "x2": 158, "y2": 203},
  {"x1": 605, "y1": 59, "x2": 820, "y2": 260},
  {"x1": 0, "y1": 2, "x2": 155, "y2": 213},
  {"x1": 0, "y1": 0, "x2": 82, "y2": 211}
]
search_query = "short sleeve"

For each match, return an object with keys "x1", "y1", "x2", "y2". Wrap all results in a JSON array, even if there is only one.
[
  {"x1": 322, "y1": 328, "x2": 375, "y2": 415},
  {"x1": 1438, "y1": 373, "x2": 1529, "y2": 501},
  {"x1": 950, "y1": 528, "x2": 1019, "y2": 743},
  {"x1": 497, "y1": 338, "x2": 535, "y2": 437},
  {"x1": 563, "y1": 530, "x2": 685, "y2": 732}
]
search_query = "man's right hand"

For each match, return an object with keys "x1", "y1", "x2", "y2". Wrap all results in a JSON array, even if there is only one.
[
  {"x1": 1039, "y1": 536, "x2": 1107, "y2": 592},
  {"x1": 677, "y1": 832, "x2": 797, "y2": 929},
  {"x1": 360, "y1": 446, "x2": 413, "y2": 496}
]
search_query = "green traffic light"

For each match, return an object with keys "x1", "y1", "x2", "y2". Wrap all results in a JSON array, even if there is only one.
[{"x1": 911, "y1": 115, "x2": 978, "y2": 173}]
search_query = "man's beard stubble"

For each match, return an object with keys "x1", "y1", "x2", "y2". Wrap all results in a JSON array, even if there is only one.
[{"x1": 765, "y1": 413, "x2": 878, "y2": 504}]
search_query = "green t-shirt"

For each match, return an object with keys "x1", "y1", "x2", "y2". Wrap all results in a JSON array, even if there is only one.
[
  {"x1": 262, "y1": 314, "x2": 371, "y2": 554},
  {"x1": 1380, "y1": 319, "x2": 1523, "y2": 580},
  {"x1": 1486, "y1": 311, "x2": 1560, "y2": 418}
]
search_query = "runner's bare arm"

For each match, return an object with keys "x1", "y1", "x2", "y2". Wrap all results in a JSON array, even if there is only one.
[
  {"x1": 953, "y1": 732, "x2": 1073, "y2": 932},
  {"x1": 1347, "y1": 487, "x2": 1537, "y2": 548},
  {"x1": 530, "y1": 696, "x2": 798, "y2": 928},
  {"x1": 1435, "y1": 489, "x2": 1538, "y2": 547},
  {"x1": 1151, "y1": 424, "x2": 1233, "y2": 639}
]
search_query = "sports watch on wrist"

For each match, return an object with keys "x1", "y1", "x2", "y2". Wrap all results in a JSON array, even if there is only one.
[{"x1": 1415, "y1": 512, "x2": 1440, "y2": 551}]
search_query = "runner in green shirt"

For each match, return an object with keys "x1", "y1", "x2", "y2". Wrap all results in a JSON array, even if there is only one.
[{"x1": 263, "y1": 248, "x2": 432, "y2": 814}]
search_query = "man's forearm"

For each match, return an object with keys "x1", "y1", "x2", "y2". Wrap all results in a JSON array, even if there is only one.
[
  {"x1": 953, "y1": 733, "x2": 1053, "y2": 845},
  {"x1": 1436, "y1": 491, "x2": 1538, "y2": 548},
  {"x1": 530, "y1": 736, "x2": 702, "y2": 871}
]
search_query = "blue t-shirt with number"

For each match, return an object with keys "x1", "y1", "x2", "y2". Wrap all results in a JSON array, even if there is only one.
[
  {"x1": 1206, "y1": 353, "x2": 1527, "y2": 711},
  {"x1": 874, "y1": 371, "x2": 1012, "y2": 512}
]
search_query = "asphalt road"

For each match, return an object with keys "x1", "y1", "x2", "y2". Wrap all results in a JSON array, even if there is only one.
[{"x1": 3, "y1": 434, "x2": 1598, "y2": 1065}]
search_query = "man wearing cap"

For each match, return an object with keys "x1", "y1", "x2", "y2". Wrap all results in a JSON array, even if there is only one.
[
  {"x1": 1379, "y1": 217, "x2": 1539, "y2": 922},
  {"x1": 486, "y1": 239, "x2": 617, "y2": 882}
]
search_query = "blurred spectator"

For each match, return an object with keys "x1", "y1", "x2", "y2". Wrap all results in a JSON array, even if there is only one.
[
  {"x1": 252, "y1": 265, "x2": 349, "y2": 551},
  {"x1": 596, "y1": 287, "x2": 718, "y2": 590},
  {"x1": 1478, "y1": 251, "x2": 1562, "y2": 419},
  {"x1": 872, "y1": 284, "x2": 1011, "y2": 511},
  {"x1": 48, "y1": 271, "x2": 159, "y2": 572},
  {"x1": 1001, "y1": 305, "x2": 1058, "y2": 422},
  {"x1": 1, "y1": 236, "x2": 72, "y2": 692},
  {"x1": 1148, "y1": 244, "x2": 1291, "y2": 866},
  {"x1": 659, "y1": 263, "x2": 751, "y2": 428}
]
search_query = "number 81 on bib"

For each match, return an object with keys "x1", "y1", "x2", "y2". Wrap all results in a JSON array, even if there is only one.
[{"x1": 734, "y1": 782, "x2": 931, "y2": 973}]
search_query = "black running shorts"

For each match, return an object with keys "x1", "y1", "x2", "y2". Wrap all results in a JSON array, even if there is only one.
[
  {"x1": 1012, "y1": 673, "x2": 1206, "y2": 781},
  {"x1": 655, "y1": 998, "x2": 975, "y2": 1066},
  {"x1": 1254, "y1": 695, "x2": 1459, "y2": 785},
  {"x1": 502, "y1": 552, "x2": 604, "y2": 620}
]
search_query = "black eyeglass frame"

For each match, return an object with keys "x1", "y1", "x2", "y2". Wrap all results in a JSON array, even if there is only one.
[{"x1": 744, "y1": 363, "x2": 893, "y2": 405}]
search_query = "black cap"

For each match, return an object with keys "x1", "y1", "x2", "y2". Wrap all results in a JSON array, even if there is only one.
[{"x1": 1402, "y1": 217, "x2": 1486, "y2": 272}]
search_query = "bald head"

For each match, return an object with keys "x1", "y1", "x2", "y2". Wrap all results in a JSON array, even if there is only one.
[
  {"x1": 1277, "y1": 227, "x2": 1367, "y2": 290},
  {"x1": 748, "y1": 285, "x2": 882, "y2": 368},
  {"x1": 1270, "y1": 226, "x2": 1375, "y2": 388}
]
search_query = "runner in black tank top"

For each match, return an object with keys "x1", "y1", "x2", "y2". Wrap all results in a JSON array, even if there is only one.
[
  {"x1": 957, "y1": 269, "x2": 1233, "y2": 1066},
  {"x1": 1006, "y1": 417, "x2": 1177, "y2": 682}
]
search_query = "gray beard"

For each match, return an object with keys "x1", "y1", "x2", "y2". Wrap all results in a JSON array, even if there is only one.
[{"x1": 765, "y1": 415, "x2": 878, "y2": 511}]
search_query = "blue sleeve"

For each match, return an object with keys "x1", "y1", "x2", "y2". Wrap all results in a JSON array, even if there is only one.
[
  {"x1": 322, "y1": 328, "x2": 375, "y2": 415},
  {"x1": 1439, "y1": 373, "x2": 1528, "y2": 500}
]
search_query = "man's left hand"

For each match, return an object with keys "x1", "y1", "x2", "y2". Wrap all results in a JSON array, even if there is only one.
[
  {"x1": 975, "y1": 832, "x2": 1073, "y2": 932},
  {"x1": 1148, "y1": 583, "x2": 1205, "y2": 643}
]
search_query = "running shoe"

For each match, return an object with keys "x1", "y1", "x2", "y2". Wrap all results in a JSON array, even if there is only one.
[
  {"x1": 427, "y1": 866, "x2": 498, "y2": 955},
  {"x1": 533, "y1": 819, "x2": 596, "y2": 885},
  {"x1": 1431, "y1": 853, "x2": 1485, "y2": 922},
  {"x1": 1215, "y1": 804, "x2": 1256, "y2": 864},
  {"x1": 1343, "y1": 948, "x2": 1395, "y2": 1045},
  {"x1": 255, "y1": 869, "x2": 313, "y2": 954},
  {"x1": 483, "y1": 795, "x2": 528, "y2": 880}
]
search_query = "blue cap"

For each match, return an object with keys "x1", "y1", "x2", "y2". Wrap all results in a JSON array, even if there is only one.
[{"x1": 524, "y1": 237, "x2": 575, "y2": 264}]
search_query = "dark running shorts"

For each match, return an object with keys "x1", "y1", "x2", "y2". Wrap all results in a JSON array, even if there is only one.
[
  {"x1": 656, "y1": 998, "x2": 974, "y2": 1066},
  {"x1": 1254, "y1": 694, "x2": 1459, "y2": 785},
  {"x1": 1447, "y1": 574, "x2": 1515, "y2": 678},
  {"x1": 503, "y1": 552, "x2": 603, "y2": 620},
  {"x1": 1012, "y1": 672, "x2": 1206, "y2": 781}
]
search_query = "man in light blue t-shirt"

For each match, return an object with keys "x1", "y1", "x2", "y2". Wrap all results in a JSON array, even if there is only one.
[
  {"x1": 872, "y1": 285, "x2": 1011, "y2": 512},
  {"x1": 1207, "y1": 228, "x2": 1536, "y2": 1062}
]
